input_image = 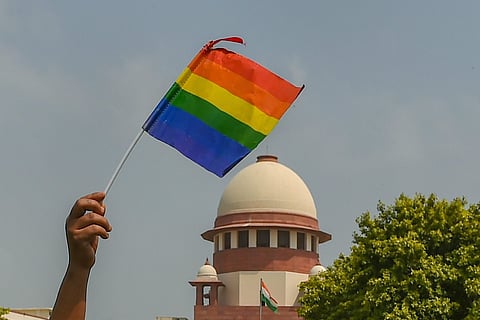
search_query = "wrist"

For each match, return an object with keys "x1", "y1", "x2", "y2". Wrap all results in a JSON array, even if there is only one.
[{"x1": 65, "y1": 263, "x2": 91, "y2": 281}]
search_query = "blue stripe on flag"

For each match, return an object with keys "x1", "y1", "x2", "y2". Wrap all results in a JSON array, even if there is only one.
[{"x1": 144, "y1": 103, "x2": 250, "y2": 177}]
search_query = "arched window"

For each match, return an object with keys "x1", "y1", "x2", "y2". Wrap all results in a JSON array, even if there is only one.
[{"x1": 203, "y1": 285, "x2": 211, "y2": 306}]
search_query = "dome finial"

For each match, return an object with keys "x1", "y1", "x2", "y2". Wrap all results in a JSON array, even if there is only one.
[{"x1": 256, "y1": 155, "x2": 278, "y2": 163}]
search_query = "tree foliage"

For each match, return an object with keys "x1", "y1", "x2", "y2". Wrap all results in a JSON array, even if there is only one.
[
  {"x1": 0, "y1": 307, "x2": 8, "y2": 320},
  {"x1": 299, "y1": 194, "x2": 480, "y2": 320}
]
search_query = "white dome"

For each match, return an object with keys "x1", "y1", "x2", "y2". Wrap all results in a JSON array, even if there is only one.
[
  {"x1": 309, "y1": 264, "x2": 327, "y2": 276},
  {"x1": 217, "y1": 155, "x2": 317, "y2": 218},
  {"x1": 197, "y1": 260, "x2": 218, "y2": 280}
]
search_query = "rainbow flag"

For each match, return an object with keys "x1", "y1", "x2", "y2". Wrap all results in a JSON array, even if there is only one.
[{"x1": 143, "y1": 37, "x2": 304, "y2": 177}]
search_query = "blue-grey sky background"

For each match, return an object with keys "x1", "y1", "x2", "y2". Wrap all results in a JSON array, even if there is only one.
[{"x1": 1, "y1": 1, "x2": 480, "y2": 319}]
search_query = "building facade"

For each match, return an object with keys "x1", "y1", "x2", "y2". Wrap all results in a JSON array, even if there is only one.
[{"x1": 190, "y1": 155, "x2": 331, "y2": 320}]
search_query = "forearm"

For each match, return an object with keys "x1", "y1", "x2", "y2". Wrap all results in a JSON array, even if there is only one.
[
  {"x1": 50, "y1": 266, "x2": 90, "y2": 320},
  {"x1": 52, "y1": 192, "x2": 110, "y2": 319}
]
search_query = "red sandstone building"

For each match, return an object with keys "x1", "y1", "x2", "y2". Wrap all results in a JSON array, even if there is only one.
[{"x1": 190, "y1": 155, "x2": 331, "y2": 320}]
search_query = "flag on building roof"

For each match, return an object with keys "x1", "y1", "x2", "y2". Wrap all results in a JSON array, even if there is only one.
[
  {"x1": 260, "y1": 279, "x2": 279, "y2": 313},
  {"x1": 142, "y1": 37, "x2": 304, "y2": 177}
]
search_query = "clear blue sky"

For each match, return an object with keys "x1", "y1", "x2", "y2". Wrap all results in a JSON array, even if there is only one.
[{"x1": 1, "y1": 1, "x2": 480, "y2": 319}]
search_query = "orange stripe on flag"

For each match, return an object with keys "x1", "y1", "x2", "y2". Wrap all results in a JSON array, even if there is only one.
[
  {"x1": 261, "y1": 280, "x2": 278, "y2": 304},
  {"x1": 189, "y1": 48, "x2": 303, "y2": 105},
  {"x1": 190, "y1": 58, "x2": 292, "y2": 119}
]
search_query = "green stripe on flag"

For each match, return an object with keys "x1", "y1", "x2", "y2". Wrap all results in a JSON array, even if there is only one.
[{"x1": 169, "y1": 83, "x2": 266, "y2": 149}]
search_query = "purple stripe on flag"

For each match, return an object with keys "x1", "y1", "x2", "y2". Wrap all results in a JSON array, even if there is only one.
[{"x1": 144, "y1": 103, "x2": 251, "y2": 177}]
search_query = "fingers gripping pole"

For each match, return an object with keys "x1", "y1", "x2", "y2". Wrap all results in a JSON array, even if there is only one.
[{"x1": 104, "y1": 129, "x2": 145, "y2": 195}]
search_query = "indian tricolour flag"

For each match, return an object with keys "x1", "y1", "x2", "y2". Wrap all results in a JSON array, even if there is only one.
[{"x1": 260, "y1": 279, "x2": 278, "y2": 313}]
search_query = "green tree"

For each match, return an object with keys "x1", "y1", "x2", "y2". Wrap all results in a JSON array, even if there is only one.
[
  {"x1": 299, "y1": 194, "x2": 480, "y2": 320},
  {"x1": 0, "y1": 307, "x2": 8, "y2": 320}
]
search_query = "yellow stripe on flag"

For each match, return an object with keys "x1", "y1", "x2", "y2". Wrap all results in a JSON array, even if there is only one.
[{"x1": 176, "y1": 68, "x2": 279, "y2": 136}]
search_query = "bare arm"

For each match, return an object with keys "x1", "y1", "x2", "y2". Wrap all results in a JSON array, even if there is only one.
[{"x1": 50, "y1": 192, "x2": 112, "y2": 320}]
